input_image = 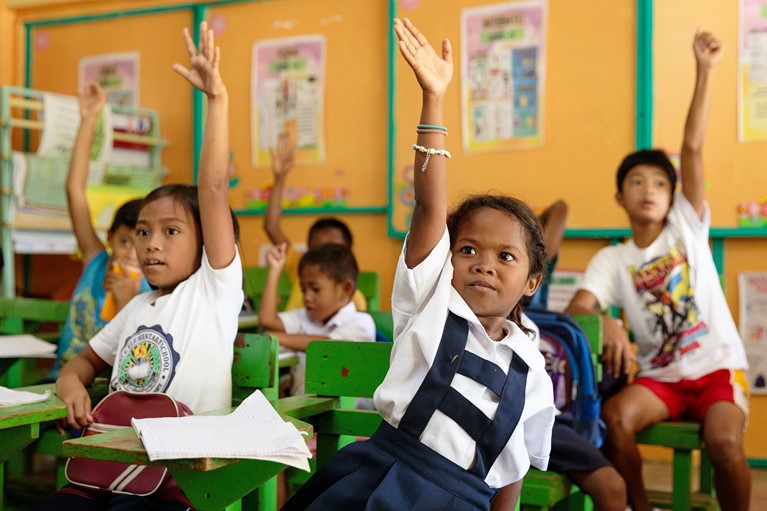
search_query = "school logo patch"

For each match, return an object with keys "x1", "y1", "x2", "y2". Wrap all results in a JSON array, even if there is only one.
[{"x1": 112, "y1": 325, "x2": 180, "y2": 393}]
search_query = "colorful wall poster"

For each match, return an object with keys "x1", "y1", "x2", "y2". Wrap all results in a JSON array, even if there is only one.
[
  {"x1": 78, "y1": 52, "x2": 140, "y2": 107},
  {"x1": 38, "y1": 93, "x2": 112, "y2": 163},
  {"x1": 739, "y1": 0, "x2": 767, "y2": 142},
  {"x1": 251, "y1": 35, "x2": 326, "y2": 167},
  {"x1": 461, "y1": 1, "x2": 547, "y2": 152},
  {"x1": 738, "y1": 272, "x2": 767, "y2": 394}
]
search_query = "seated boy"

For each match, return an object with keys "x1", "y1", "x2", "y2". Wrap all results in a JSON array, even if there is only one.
[
  {"x1": 565, "y1": 30, "x2": 750, "y2": 511},
  {"x1": 263, "y1": 133, "x2": 367, "y2": 311},
  {"x1": 258, "y1": 242, "x2": 376, "y2": 396}
]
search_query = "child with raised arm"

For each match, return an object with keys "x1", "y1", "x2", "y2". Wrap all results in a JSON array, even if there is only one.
[
  {"x1": 259, "y1": 242, "x2": 375, "y2": 396},
  {"x1": 36, "y1": 21, "x2": 242, "y2": 511},
  {"x1": 51, "y1": 83, "x2": 151, "y2": 379},
  {"x1": 263, "y1": 134, "x2": 367, "y2": 311},
  {"x1": 282, "y1": 19, "x2": 555, "y2": 511},
  {"x1": 565, "y1": 30, "x2": 750, "y2": 511}
]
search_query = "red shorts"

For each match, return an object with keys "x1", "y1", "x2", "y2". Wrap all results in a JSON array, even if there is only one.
[{"x1": 633, "y1": 369, "x2": 750, "y2": 421}]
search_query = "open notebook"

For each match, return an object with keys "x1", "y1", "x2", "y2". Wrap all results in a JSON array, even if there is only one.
[{"x1": 132, "y1": 390, "x2": 312, "y2": 471}]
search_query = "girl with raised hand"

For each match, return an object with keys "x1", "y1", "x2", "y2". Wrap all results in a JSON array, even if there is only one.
[{"x1": 282, "y1": 18, "x2": 555, "y2": 511}]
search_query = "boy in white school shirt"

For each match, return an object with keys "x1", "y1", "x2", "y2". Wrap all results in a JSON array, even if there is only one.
[{"x1": 259, "y1": 242, "x2": 376, "y2": 395}]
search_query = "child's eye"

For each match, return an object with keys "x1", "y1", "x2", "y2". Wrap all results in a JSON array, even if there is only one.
[
  {"x1": 499, "y1": 252, "x2": 514, "y2": 262},
  {"x1": 460, "y1": 246, "x2": 476, "y2": 255},
  {"x1": 166, "y1": 228, "x2": 179, "y2": 235},
  {"x1": 136, "y1": 229, "x2": 148, "y2": 237},
  {"x1": 656, "y1": 180, "x2": 667, "y2": 187}
]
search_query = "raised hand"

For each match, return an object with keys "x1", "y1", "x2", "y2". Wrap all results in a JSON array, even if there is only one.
[
  {"x1": 394, "y1": 18, "x2": 453, "y2": 96},
  {"x1": 266, "y1": 242, "x2": 287, "y2": 270},
  {"x1": 173, "y1": 21, "x2": 226, "y2": 97},
  {"x1": 79, "y1": 82, "x2": 106, "y2": 120},
  {"x1": 693, "y1": 29, "x2": 722, "y2": 69},
  {"x1": 270, "y1": 132, "x2": 296, "y2": 178}
]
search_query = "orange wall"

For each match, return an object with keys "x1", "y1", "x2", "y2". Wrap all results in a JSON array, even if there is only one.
[{"x1": 3, "y1": 0, "x2": 766, "y2": 457}]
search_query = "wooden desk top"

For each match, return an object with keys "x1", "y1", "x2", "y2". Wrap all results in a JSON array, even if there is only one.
[
  {"x1": 62, "y1": 411, "x2": 313, "y2": 472},
  {"x1": 0, "y1": 383, "x2": 66, "y2": 429}
]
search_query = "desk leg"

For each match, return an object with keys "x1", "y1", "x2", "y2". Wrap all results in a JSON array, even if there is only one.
[
  {"x1": 0, "y1": 424, "x2": 39, "y2": 511},
  {"x1": 170, "y1": 459, "x2": 286, "y2": 511}
]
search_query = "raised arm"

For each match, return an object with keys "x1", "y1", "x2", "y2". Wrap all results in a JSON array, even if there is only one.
[
  {"x1": 680, "y1": 29, "x2": 721, "y2": 218},
  {"x1": 539, "y1": 199, "x2": 568, "y2": 261},
  {"x1": 66, "y1": 83, "x2": 107, "y2": 266},
  {"x1": 173, "y1": 22, "x2": 235, "y2": 269},
  {"x1": 263, "y1": 133, "x2": 295, "y2": 246},
  {"x1": 258, "y1": 243, "x2": 288, "y2": 331},
  {"x1": 394, "y1": 18, "x2": 453, "y2": 268}
]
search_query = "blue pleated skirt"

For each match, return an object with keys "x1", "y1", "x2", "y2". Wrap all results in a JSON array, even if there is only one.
[{"x1": 281, "y1": 421, "x2": 497, "y2": 511}]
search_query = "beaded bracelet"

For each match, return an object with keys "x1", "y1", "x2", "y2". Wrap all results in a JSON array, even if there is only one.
[
  {"x1": 416, "y1": 123, "x2": 448, "y2": 132},
  {"x1": 412, "y1": 144, "x2": 451, "y2": 172},
  {"x1": 416, "y1": 128, "x2": 448, "y2": 136}
]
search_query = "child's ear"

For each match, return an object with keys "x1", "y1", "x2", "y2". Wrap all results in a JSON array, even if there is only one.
[
  {"x1": 341, "y1": 279, "x2": 356, "y2": 298},
  {"x1": 615, "y1": 191, "x2": 625, "y2": 208},
  {"x1": 523, "y1": 273, "x2": 543, "y2": 297}
]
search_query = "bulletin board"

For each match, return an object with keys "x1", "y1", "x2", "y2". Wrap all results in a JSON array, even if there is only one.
[
  {"x1": 206, "y1": 0, "x2": 390, "y2": 214},
  {"x1": 27, "y1": 8, "x2": 195, "y2": 187},
  {"x1": 389, "y1": 0, "x2": 638, "y2": 236}
]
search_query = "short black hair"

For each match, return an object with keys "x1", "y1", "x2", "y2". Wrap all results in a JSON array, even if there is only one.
[
  {"x1": 299, "y1": 243, "x2": 358, "y2": 288},
  {"x1": 109, "y1": 199, "x2": 143, "y2": 234},
  {"x1": 616, "y1": 149, "x2": 677, "y2": 195},
  {"x1": 141, "y1": 184, "x2": 240, "y2": 242},
  {"x1": 308, "y1": 217, "x2": 353, "y2": 247}
]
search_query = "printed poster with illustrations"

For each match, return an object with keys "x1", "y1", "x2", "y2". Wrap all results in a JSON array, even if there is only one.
[
  {"x1": 252, "y1": 35, "x2": 326, "y2": 167},
  {"x1": 78, "y1": 52, "x2": 139, "y2": 107},
  {"x1": 739, "y1": 0, "x2": 767, "y2": 142},
  {"x1": 461, "y1": 1, "x2": 546, "y2": 152},
  {"x1": 738, "y1": 272, "x2": 767, "y2": 394}
]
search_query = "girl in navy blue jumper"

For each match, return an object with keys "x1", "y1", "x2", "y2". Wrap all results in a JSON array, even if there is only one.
[{"x1": 282, "y1": 19, "x2": 555, "y2": 511}]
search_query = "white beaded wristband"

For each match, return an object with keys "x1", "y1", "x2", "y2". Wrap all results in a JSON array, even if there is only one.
[{"x1": 412, "y1": 144, "x2": 451, "y2": 172}]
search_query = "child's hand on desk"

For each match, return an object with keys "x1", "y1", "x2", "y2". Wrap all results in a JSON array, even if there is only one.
[
  {"x1": 266, "y1": 243, "x2": 287, "y2": 271},
  {"x1": 78, "y1": 82, "x2": 106, "y2": 121},
  {"x1": 55, "y1": 376, "x2": 94, "y2": 433},
  {"x1": 601, "y1": 316, "x2": 635, "y2": 378}
]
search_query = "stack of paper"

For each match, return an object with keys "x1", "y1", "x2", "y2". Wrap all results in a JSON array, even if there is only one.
[
  {"x1": 0, "y1": 386, "x2": 51, "y2": 406},
  {"x1": 0, "y1": 335, "x2": 57, "y2": 358},
  {"x1": 132, "y1": 390, "x2": 312, "y2": 471}
]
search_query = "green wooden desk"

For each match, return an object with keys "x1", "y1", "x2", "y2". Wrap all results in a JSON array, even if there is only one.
[
  {"x1": 62, "y1": 409, "x2": 313, "y2": 511},
  {"x1": 0, "y1": 383, "x2": 66, "y2": 510}
]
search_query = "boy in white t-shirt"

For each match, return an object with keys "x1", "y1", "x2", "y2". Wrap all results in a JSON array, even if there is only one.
[
  {"x1": 259, "y1": 242, "x2": 375, "y2": 395},
  {"x1": 565, "y1": 30, "x2": 750, "y2": 511}
]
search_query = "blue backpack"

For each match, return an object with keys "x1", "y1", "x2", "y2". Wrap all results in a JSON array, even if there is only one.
[{"x1": 526, "y1": 309, "x2": 606, "y2": 448}]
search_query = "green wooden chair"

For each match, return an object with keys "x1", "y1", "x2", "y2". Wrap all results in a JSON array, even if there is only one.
[
  {"x1": 242, "y1": 267, "x2": 292, "y2": 313},
  {"x1": 367, "y1": 310, "x2": 393, "y2": 342},
  {"x1": 0, "y1": 297, "x2": 70, "y2": 387},
  {"x1": 636, "y1": 423, "x2": 718, "y2": 511},
  {"x1": 356, "y1": 271, "x2": 381, "y2": 312}
]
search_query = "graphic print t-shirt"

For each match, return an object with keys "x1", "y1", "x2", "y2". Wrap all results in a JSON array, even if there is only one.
[
  {"x1": 578, "y1": 194, "x2": 747, "y2": 381},
  {"x1": 90, "y1": 248, "x2": 243, "y2": 413}
]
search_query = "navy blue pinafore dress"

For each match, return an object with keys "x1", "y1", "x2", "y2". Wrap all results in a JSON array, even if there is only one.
[{"x1": 281, "y1": 312, "x2": 529, "y2": 511}]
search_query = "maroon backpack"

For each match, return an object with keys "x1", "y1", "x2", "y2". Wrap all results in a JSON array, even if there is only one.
[{"x1": 65, "y1": 391, "x2": 192, "y2": 496}]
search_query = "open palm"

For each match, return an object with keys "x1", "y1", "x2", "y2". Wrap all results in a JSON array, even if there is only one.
[
  {"x1": 394, "y1": 18, "x2": 453, "y2": 95},
  {"x1": 173, "y1": 21, "x2": 226, "y2": 97}
]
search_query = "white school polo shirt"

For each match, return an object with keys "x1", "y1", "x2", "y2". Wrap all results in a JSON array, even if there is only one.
[{"x1": 374, "y1": 228, "x2": 555, "y2": 488}]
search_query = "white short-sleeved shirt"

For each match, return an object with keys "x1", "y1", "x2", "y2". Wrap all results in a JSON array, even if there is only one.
[
  {"x1": 373, "y1": 228, "x2": 555, "y2": 488},
  {"x1": 279, "y1": 301, "x2": 376, "y2": 395},
  {"x1": 578, "y1": 194, "x2": 747, "y2": 381},
  {"x1": 90, "y1": 248, "x2": 244, "y2": 414}
]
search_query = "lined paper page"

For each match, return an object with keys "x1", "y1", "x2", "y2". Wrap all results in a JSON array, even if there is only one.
[{"x1": 132, "y1": 390, "x2": 311, "y2": 471}]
